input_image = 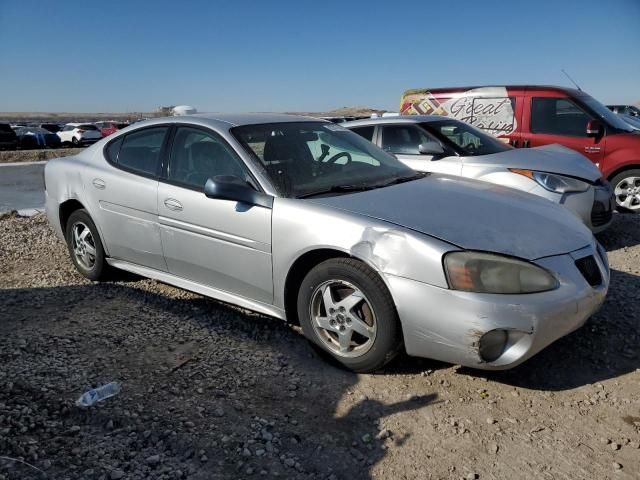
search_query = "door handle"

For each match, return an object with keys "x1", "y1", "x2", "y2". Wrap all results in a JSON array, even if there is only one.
[
  {"x1": 92, "y1": 178, "x2": 106, "y2": 189},
  {"x1": 164, "y1": 198, "x2": 183, "y2": 211}
]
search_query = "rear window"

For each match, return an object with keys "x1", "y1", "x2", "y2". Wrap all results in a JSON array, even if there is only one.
[
  {"x1": 112, "y1": 127, "x2": 168, "y2": 177},
  {"x1": 350, "y1": 126, "x2": 375, "y2": 141},
  {"x1": 78, "y1": 124, "x2": 98, "y2": 130}
]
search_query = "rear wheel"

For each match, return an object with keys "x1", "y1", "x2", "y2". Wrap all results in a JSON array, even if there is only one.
[
  {"x1": 71, "y1": 137, "x2": 79, "y2": 146},
  {"x1": 297, "y1": 258, "x2": 402, "y2": 372},
  {"x1": 611, "y1": 169, "x2": 640, "y2": 213},
  {"x1": 65, "y1": 209, "x2": 110, "y2": 281}
]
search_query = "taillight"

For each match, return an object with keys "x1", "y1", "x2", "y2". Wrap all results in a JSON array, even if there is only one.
[{"x1": 77, "y1": 129, "x2": 85, "y2": 133}]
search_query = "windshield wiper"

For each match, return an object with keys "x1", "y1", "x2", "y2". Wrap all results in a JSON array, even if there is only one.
[
  {"x1": 297, "y1": 184, "x2": 377, "y2": 198},
  {"x1": 370, "y1": 171, "x2": 428, "y2": 188}
]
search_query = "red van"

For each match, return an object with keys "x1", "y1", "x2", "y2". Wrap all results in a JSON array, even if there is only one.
[{"x1": 400, "y1": 86, "x2": 640, "y2": 213}]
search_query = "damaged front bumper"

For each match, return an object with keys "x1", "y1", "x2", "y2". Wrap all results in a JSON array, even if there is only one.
[{"x1": 385, "y1": 243, "x2": 609, "y2": 370}]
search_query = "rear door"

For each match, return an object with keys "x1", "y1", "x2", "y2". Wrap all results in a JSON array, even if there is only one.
[
  {"x1": 157, "y1": 125, "x2": 273, "y2": 304},
  {"x1": 89, "y1": 126, "x2": 170, "y2": 270},
  {"x1": 522, "y1": 92, "x2": 605, "y2": 165}
]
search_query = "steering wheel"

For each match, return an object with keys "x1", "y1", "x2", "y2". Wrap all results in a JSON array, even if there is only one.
[
  {"x1": 463, "y1": 143, "x2": 478, "y2": 152},
  {"x1": 324, "y1": 152, "x2": 352, "y2": 164}
]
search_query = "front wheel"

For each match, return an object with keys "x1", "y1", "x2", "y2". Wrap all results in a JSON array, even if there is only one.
[
  {"x1": 297, "y1": 258, "x2": 402, "y2": 372},
  {"x1": 65, "y1": 209, "x2": 110, "y2": 281},
  {"x1": 611, "y1": 169, "x2": 640, "y2": 213}
]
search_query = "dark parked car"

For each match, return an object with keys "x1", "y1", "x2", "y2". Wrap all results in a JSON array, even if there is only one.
[
  {"x1": 15, "y1": 126, "x2": 62, "y2": 149},
  {"x1": 39, "y1": 123, "x2": 62, "y2": 133},
  {"x1": 0, "y1": 123, "x2": 18, "y2": 150}
]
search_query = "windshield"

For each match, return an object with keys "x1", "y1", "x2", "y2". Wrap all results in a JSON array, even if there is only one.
[
  {"x1": 579, "y1": 95, "x2": 634, "y2": 133},
  {"x1": 232, "y1": 122, "x2": 417, "y2": 198},
  {"x1": 621, "y1": 114, "x2": 640, "y2": 130},
  {"x1": 422, "y1": 119, "x2": 512, "y2": 156}
]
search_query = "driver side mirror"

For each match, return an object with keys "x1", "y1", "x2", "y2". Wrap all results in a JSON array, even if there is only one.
[
  {"x1": 586, "y1": 119, "x2": 603, "y2": 138},
  {"x1": 418, "y1": 142, "x2": 445, "y2": 156},
  {"x1": 204, "y1": 175, "x2": 273, "y2": 209}
]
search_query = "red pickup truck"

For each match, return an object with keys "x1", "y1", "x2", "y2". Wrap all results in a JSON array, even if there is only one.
[{"x1": 400, "y1": 85, "x2": 640, "y2": 213}]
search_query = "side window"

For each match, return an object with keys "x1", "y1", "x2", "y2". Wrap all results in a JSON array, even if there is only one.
[
  {"x1": 350, "y1": 126, "x2": 375, "y2": 142},
  {"x1": 381, "y1": 125, "x2": 437, "y2": 155},
  {"x1": 105, "y1": 137, "x2": 123, "y2": 163},
  {"x1": 116, "y1": 127, "x2": 168, "y2": 176},
  {"x1": 169, "y1": 126, "x2": 247, "y2": 190},
  {"x1": 530, "y1": 97, "x2": 592, "y2": 137}
]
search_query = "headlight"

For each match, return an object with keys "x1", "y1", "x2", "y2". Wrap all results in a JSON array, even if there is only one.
[
  {"x1": 510, "y1": 169, "x2": 590, "y2": 193},
  {"x1": 444, "y1": 251, "x2": 558, "y2": 294}
]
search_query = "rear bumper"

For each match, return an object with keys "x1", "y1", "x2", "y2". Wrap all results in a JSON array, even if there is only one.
[
  {"x1": 385, "y1": 243, "x2": 609, "y2": 370},
  {"x1": 45, "y1": 190, "x2": 65, "y2": 242}
]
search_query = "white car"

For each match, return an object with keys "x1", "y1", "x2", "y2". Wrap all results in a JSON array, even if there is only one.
[
  {"x1": 344, "y1": 116, "x2": 614, "y2": 233},
  {"x1": 57, "y1": 123, "x2": 102, "y2": 146}
]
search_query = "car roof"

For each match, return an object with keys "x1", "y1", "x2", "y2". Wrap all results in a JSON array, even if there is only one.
[
  {"x1": 343, "y1": 115, "x2": 447, "y2": 128},
  {"x1": 129, "y1": 113, "x2": 324, "y2": 131}
]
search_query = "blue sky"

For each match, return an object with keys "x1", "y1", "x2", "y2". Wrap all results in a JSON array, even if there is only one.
[{"x1": 1, "y1": 0, "x2": 638, "y2": 113}]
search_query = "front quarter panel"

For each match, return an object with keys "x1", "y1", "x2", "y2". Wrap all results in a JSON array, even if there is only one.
[{"x1": 271, "y1": 198, "x2": 454, "y2": 311}]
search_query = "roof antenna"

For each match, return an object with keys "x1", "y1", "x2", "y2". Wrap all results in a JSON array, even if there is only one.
[{"x1": 561, "y1": 69, "x2": 582, "y2": 91}]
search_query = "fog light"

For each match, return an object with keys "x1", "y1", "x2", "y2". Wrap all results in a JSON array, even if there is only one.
[{"x1": 479, "y1": 329, "x2": 509, "y2": 362}]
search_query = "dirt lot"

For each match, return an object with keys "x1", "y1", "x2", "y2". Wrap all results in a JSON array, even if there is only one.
[
  {"x1": 0, "y1": 213, "x2": 639, "y2": 480},
  {"x1": 0, "y1": 148, "x2": 83, "y2": 164}
]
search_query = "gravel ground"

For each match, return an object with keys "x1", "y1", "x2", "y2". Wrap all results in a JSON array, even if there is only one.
[
  {"x1": 0, "y1": 148, "x2": 83, "y2": 164},
  {"x1": 0, "y1": 213, "x2": 639, "y2": 480}
]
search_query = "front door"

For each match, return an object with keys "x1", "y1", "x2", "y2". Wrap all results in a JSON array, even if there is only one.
[
  {"x1": 523, "y1": 95, "x2": 605, "y2": 166},
  {"x1": 158, "y1": 125, "x2": 273, "y2": 304}
]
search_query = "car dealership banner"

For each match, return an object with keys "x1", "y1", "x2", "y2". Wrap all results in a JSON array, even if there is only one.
[{"x1": 400, "y1": 87, "x2": 517, "y2": 137}]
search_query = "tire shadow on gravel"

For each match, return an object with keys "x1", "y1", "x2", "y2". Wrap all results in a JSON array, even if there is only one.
[
  {"x1": 0, "y1": 282, "x2": 438, "y2": 480},
  {"x1": 457, "y1": 267, "x2": 640, "y2": 391}
]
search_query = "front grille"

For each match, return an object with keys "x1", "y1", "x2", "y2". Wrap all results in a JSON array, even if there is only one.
[
  {"x1": 591, "y1": 200, "x2": 612, "y2": 227},
  {"x1": 575, "y1": 255, "x2": 602, "y2": 286}
]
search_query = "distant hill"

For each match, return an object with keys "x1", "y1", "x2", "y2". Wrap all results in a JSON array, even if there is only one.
[
  {"x1": 0, "y1": 106, "x2": 387, "y2": 123},
  {"x1": 0, "y1": 111, "x2": 158, "y2": 123},
  {"x1": 288, "y1": 106, "x2": 387, "y2": 117}
]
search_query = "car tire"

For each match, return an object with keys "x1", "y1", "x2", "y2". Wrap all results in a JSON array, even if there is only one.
[
  {"x1": 72, "y1": 137, "x2": 79, "y2": 146},
  {"x1": 611, "y1": 169, "x2": 640, "y2": 213},
  {"x1": 297, "y1": 258, "x2": 402, "y2": 373},
  {"x1": 65, "y1": 209, "x2": 110, "y2": 281}
]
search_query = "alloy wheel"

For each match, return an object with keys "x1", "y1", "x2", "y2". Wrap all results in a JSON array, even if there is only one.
[
  {"x1": 309, "y1": 280, "x2": 377, "y2": 358},
  {"x1": 71, "y1": 221, "x2": 97, "y2": 269},
  {"x1": 614, "y1": 176, "x2": 640, "y2": 210}
]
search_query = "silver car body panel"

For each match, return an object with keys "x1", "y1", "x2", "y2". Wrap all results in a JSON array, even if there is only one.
[
  {"x1": 344, "y1": 116, "x2": 614, "y2": 232},
  {"x1": 45, "y1": 113, "x2": 610, "y2": 370},
  {"x1": 306, "y1": 175, "x2": 592, "y2": 260}
]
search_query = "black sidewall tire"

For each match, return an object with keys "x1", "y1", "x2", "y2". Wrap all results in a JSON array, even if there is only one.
[
  {"x1": 65, "y1": 209, "x2": 108, "y2": 281},
  {"x1": 297, "y1": 258, "x2": 402, "y2": 373},
  {"x1": 611, "y1": 169, "x2": 640, "y2": 214}
]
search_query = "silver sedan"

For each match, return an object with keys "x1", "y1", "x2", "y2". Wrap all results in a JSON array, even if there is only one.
[
  {"x1": 344, "y1": 116, "x2": 614, "y2": 233},
  {"x1": 45, "y1": 114, "x2": 609, "y2": 372}
]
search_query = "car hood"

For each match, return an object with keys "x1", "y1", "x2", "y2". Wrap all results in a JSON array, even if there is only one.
[
  {"x1": 308, "y1": 175, "x2": 592, "y2": 260},
  {"x1": 462, "y1": 144, "x2": 602, "y2": 182}
]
